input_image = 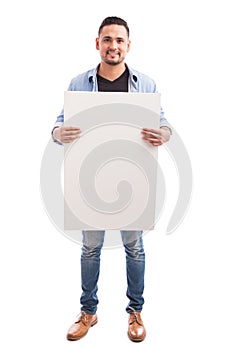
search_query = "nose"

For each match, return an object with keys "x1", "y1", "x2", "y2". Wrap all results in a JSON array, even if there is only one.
[{"x1": 109, "y1": 40, "x2": 118, "y2": 50}]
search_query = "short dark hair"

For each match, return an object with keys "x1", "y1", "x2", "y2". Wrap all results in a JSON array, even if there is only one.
[{"x1": 98, "y1": 16, "x2": 130, "y2": 37}]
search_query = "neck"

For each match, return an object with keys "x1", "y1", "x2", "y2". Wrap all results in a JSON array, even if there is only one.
[{"x1": 98, "y1": 62, "x2": 126, "y2": 81}]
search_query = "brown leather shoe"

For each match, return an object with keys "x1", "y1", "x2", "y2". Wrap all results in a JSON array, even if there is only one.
[
  {"x1": 66, "y1": 311, "x2": 98, "y2": 341},
  {"x1": 127, "y1": 308, "x2": 146, "y2": 342}
]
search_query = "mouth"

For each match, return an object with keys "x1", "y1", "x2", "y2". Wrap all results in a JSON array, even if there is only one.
[{"x1": 106, "y1": 50, "x2": 120, "y2": 58}]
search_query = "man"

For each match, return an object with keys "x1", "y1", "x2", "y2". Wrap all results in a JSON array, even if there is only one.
[{"x1": 52, "y1": 16, "x2": 171, "y2": 342}]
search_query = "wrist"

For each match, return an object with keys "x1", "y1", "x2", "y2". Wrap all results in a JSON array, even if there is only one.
[
  {"x1": 160, "y1": 126, "x2": 171, "y2": 135},
  {"x1": 160, "y1": 126, "x2": 171, "y2": 143},
  {"x1": 52, "y1": 126, "x2": 60, "y2": 142}
]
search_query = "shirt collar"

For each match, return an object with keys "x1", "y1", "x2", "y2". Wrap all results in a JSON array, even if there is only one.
[{"x1": 88, "y1": 64, "x2": 138, "y2": 84}]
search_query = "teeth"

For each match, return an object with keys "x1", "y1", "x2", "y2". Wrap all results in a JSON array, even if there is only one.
[{"x1": 107, "y1": 51, "x2": 118, "y2": 56}]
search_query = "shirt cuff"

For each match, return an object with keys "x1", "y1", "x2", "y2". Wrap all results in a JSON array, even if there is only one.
[
  {"x1": 160, "y1": 122, "x2": 172, "y2": 135},
  {"x1": 51, "y1": 123, "x2": 63, "y2": 145}
]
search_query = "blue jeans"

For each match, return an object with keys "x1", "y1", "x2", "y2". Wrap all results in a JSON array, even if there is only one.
[{"x1": 80, "y1": 230, "x2": 145, "y2": 315}]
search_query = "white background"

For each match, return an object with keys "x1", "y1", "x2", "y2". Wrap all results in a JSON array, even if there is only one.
[{"x1": 1, "y1": 0, "x2": 233, "y2": 349}]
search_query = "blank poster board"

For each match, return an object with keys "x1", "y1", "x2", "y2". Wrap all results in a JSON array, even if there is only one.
[{"x1": 64, "y1": 91, "x2": 160, "y2": 231}]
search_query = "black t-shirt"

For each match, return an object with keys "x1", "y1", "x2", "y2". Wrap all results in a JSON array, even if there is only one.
[{"x1": 97, "y1": 67, "x2": 129, "y2": 92}]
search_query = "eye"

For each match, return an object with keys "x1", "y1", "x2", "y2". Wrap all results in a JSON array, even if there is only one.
[{"x1": 117, "y1": 39, "x2": 124, "y2": 43}]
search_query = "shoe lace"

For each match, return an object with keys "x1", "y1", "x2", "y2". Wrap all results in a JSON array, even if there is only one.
[
  {"x1": 128, "y1": 306, "x2": 139, "y2": 324},
  {"x1": 76, "y1": 311, "x2": 88, "y2": 325}
]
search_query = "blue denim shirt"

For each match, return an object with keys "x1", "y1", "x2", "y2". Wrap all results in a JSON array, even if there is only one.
[{"x1": 53, "y1": 65, "x2": 171, "y2": 131}]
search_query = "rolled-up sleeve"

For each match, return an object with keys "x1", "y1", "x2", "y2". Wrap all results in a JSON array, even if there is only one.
[{"x1": 159, "y1": 106, "x2": 172, "y2": 134}]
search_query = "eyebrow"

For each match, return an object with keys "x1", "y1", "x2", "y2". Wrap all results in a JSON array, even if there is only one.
[{"x1": 102, "y1": 36, "x2": 125, "y2": 40}]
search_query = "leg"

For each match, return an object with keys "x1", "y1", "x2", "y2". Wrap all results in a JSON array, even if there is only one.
[
  {"x1": 120, "y1": 230, "x2": 145, "y2": 313},
  {"x1": 80, "y1": 230, "x2": 105, "y2": 315}
]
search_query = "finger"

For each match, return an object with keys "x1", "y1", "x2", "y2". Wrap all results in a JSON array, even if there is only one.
[
  {"x1": 61, "y1": 128, "x2": 81, "y2": 137},
  {"x1": 142, "y1": 128, "x2": 161, "y2": 134},
  {"x1": 142, "y1": 133, "x2": 162, "y2": 141},
  {"x1": 61, "y1": 136, "x2": 79, "y2": 143},
  {"x1": 61, "y1": 131, "x2": 82, "y2": 143},
  {"x1": 62, "y1": 139, "x2": 74, "y2": 143},
  {"x1": 63, "y1": 133, "x2": 81, "y2": 139},
  {"x1": 63, "y1": 129, "x2": 81, "y2": 136},
  {"x1": 143, "y1": 136, "x2": 161, "y2": 142},
  {"x1": 63, "y1": 126, "x2": 81, "y2": 131},
  {"x1": 142, "y1": 137, "x2": 163, "y2": 146},
  {"x1": 141, "y1": 130, "x2": 161, "y2": 138},
  {"x1": 151, "y1": 139, "x2": 163, "y2": 146},
  {"x1": 141, "y1": 132, "x2": 159, "y2": 140}
]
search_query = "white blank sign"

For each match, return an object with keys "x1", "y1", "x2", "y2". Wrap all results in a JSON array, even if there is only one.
[{"x1": 64, "y1": 91, "x2": 160, "y2": 231}]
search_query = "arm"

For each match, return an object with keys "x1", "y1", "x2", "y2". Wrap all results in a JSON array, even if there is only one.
[
  {"x1": 51, "y1": 113, "x2": 81, "y2": 144},
  {"x1": 51, "y1": 79, "x2": 81, "y2": 144},
  {"x1": 141, "y1": 105, "x2": 172, "y2": 146}
]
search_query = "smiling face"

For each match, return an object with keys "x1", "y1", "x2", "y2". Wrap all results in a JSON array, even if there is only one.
[{"x1": 96, "y1": 24, "x2": 131, "y2": 66}]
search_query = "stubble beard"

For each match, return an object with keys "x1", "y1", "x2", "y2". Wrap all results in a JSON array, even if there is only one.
[
  {"x1": 103, "y1": 50, "x2": 125, "y2": 66},
  {"x1": 104, "y1": 59, "x2": 122, "y2": 66}
]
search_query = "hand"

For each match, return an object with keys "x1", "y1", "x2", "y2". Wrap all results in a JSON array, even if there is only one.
[
  {"x1": 141, "y1": 127, "x2": 171, "y2": 146},
  {"x1": 53, "y1": 126, "x2": 81, "y2": 143}
]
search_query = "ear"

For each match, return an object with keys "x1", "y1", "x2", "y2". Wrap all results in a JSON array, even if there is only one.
[
  {"x1": 127, "y1": 39, "x2": 131, "y2": 53},
  {"x1": 96, "y1": 38, "x2": 100, "y2": 50}
]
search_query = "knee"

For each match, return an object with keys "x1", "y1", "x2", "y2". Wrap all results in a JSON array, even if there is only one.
[
  {"x1": 124, "y1": 239, "x2": 145, "y2": 260},
  {"x1": 81, "y1": 231, "x2": 104, "y2": 258},
  {"x1": 81, "y1": 243, "x2": 103, "y2": 259}
]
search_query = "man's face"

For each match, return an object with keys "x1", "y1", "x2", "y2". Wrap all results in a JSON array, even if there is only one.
[{"x1": 96, "y1": 24, "x2": 131, "y2": 66}]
